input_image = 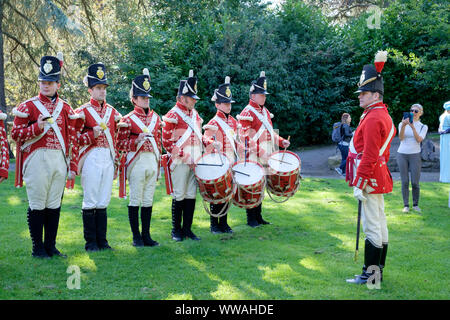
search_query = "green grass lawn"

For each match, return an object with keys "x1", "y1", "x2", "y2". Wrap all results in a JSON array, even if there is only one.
[{"x1": 0, "y1": 176, "x2": 449, "y2": 300}]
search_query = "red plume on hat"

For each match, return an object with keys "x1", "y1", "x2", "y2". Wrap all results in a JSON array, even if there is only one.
[
  {"x1": 57, "y1": 52, "x2": 64, "y2": 68},
  {"x1": 374, "y1": 50, "x2": 387, "y2": 73}
]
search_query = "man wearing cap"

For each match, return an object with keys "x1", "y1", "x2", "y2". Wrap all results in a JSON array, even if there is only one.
[
  {"x1": 11, "y1": 53, "x2": 79, "y2": 258},
  {"x1": 0, "y1": 110, "x2": 8, "y2": 184},
  {"x1": 202, "y1": 76, "x2": 242, "y2": 234},
  {"x1": 162, "y1": 70, "x2": 203, "y2": 241},
  {"x1": 345, "y1": 51, "x2": 396, "y2": 285},
  {"x1": 237, "y1": 71, "x2": 290, "y2": 227},
  {"x1": 117, "y1": 68, "x2": 162, "y2": 247},
  {"x1": 74, "y1": 63, "x2": 122, "y2": 251}
]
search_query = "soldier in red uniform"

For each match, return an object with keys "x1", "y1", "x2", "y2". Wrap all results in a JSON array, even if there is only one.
[
  {"x1": 237, "y1": 71, "x2": 290, "y2": 227},
  {"x1": 162, "y1": 70, "x2": 203, "y2": 241},
  {"x1": 0, "y1": 110, "x2": 9, "y2": 184},
  {"x1": 203, "y1": 76, "x2": 243, "y2": 234},
  {"x1": 11, "y1": 53, "x2": 79, "y2": 258},
  {"x1": 345, "y1": 51, "x2": 395, "y2": 285},
  {"x1": 75, "y1": 63, "x2": 122, "y2": 251},
  {"x1": 117, "y1": 68, "x2": 162, "y2": 247}
]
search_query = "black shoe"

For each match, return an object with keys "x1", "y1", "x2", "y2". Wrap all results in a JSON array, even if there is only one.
[
  {"x1": 246, "y1": 207, "x2": 260, "y2": 228},
  {"x1": 183, "y1": 199, "x2": 200, "y2": 240},
  {"x1": 254, "y1": 204, "x2": 270, "y2": 225},
  {"x1": 28, "y1": 208, "x2": 50, "y2": 259},
  {"x1": 44, "y1": 207, "x2": 67, "y2": 258},
  {"x1": 171, "y1": 200, "x2": 184, "y2": 242},
  {"x1": 218, "y1": 212, "x2": 233, "y2": 234},
  {"x1": 141, "y1": 207, "x2": 159, "y2": 247},
  {"x1": 347, "y1": 239, "x2": 382, "y2": 285},
  {"x1": 210, "y1": 212, "x2": 222, "y2": 234},
  {"x1": 82, "y1": 209, "x2": 99, "y2": 252},
  {"x1": 128, "y1": 206, "x2": 144, "y2": 247},
  {"x1": 95, "y1": 208, "x2": 113, "y2": 250}
]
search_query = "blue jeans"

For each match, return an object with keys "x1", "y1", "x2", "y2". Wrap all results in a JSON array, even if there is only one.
[{"x1": 338, "y1": 144, "x2": 349, "y2": 174}]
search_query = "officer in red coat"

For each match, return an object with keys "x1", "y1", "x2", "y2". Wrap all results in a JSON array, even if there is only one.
[
  {"x1": 203, "y1": 76, "x2": 243, "y2": 234},
  {"x1": 117, "y1": 68, "x2": 163, "y2": 247},
  {"x1": 238, "y1": 71, "x2": 290, "y2": 227},
  {"x1": 162, "y1": 70, "x2": 203, "y2": 241},
  {"x1": 0, "y1": 110, "x2": 9, "y2": 183},
  {"x1": 11, "y1": 53, "x2": 79, "y2": 258},
  {"x1": 75, "y1": 63, "x2": 122, "y2": 251},
  {"x1": 345, "y1": 51, "x2": 395, "y2": 284}
]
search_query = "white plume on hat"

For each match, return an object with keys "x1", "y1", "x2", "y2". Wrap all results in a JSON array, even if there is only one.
[
  {"x1": 189, "y1": 69, "x2": 194, "y2": 77},
  {"x1": 260, "y1": 71, "x2": 265, "y2": 77},
  {"x1": 225, "y1": 76, "x2": 230, "y2": 84},
  {"x1": 143, "y1": 68, "x2": 149, "y2": 77}
]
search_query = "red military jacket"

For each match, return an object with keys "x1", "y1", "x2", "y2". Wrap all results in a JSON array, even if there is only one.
[
  {"x1": 237, "y1": 99, "x2": 287, "y2": 159},
  {"x1": 74, "y1": 98, "x2": 122, "y2": 174},
  {"x1": 346, "y1": 101, "x2": 396, "y2": 194},
  {"x1": 116, "y1": 106, "x2": 163, "y2": 198},
  {"x1": 11, "y1": 93, "x2": 79, "y2": 187},
  {"x1": 0, "y1": 111, "x2": 9, "y2": 179},
  {"x1": 162, "y1": 102, "x2": 203, "y2": 163},
  {"x1": 202, "y1": 110, "x2": 243, "y2": 163}
]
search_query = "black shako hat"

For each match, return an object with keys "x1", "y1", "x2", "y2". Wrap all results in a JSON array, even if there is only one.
[
  {"x1": 132, "y1": 68, "x2": 152, "y2": 98},
  {"x1": 38, "y1": 52, "x2": 63, "y2": 82},
  {"x1": 355, "y1": 50, "x2": 388, "y2": 96},
  {"x1": 178, "y1": 69, "x2": 199, "y2": 100},
  {"x1": 249, "y1": 71, "x2": 269, "y2": 95},
  {"x1": 84, "y1": 63, "x2": 108, "y2": 88},
  {"x1": 211, "y1": 76, "x2": 235, "y2": 104}
]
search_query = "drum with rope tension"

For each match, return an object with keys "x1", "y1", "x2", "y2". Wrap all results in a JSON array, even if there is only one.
[
  {"x1": 232, "y1": 160, "x2": 265, "y2": 209},
  {"x1": 266, "y1": 150, "x2": 301, "y2": 200}
]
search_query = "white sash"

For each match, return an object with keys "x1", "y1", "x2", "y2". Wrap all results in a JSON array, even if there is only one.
[
  {"x1": 22, "y1": 100, "x2": 65, "y2": 157},
  {"x1": 129, "y1": 112, "x2": 160, "y2": 161},
  {"x1": 246, "y1": 105, "x2": 276, "y2": 147},
  {"x1": 213, "y1": 115, "x2": 237, "y2": 157},
  {"x1": 173, "y1": 107, "x2": 203, "y2": 148},
  {"x1": 86, "y1": 105, "x2": 115, "y2": 161}
]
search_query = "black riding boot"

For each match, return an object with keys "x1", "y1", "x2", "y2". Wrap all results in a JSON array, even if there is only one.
[
  {"x1": 209, "y1": 204, "x2": 222, "y2": 234},
  {"x1": 44, "y1": 207, "x2": 67, "y2": 257},
  {"x1": 95, "y1": 208, "x2": 112, "y2": 250},
  {"x1": 128, "y1": 206, "x2": 144, "y2": 247},
  {"x1": 183, "y1": 199, "x2": 200, "y2": 240},
  {"x1": 82, "y1": 209, "x2": 99, "y2": 252},
  {"x1": 218, "y1": 203, "x2": 233, "y2": 233},
  {"x1": 380, "y1": 243, "x2": 388, "y2": 281},
  {"x1": 27, "y1": 208, "x2": 50, "y2": 258},
  {"x1": 254, "y1": 204, "x2": 270, "y2": 225},
  {"x1": 346, "y1": 239, "x2": 382, "y2": 285},
  {"x1": 141, "y1": 206, "x2": 159, "y2": 246},
  {"x1": 171, "y1": 199, "x2": 184, "y2": 242},
  {"x1": 246, "y1": 207, "x2": 260, "y2": 228}
]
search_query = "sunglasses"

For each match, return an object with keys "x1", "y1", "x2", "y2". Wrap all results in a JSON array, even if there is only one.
[{"x1": 410, "y1": 109, "x2": 420, "y2": 113}]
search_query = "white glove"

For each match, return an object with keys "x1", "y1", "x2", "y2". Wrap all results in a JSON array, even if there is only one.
[{"x1": 353, "y1": 187, "x2": 367, "y2": 202}]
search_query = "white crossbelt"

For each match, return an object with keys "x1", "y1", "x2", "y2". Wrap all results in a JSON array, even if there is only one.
[
  {"x1": 213, "y1": 115, "x2": 237, "y2": 157},
  {"x1": 173, "y1": 106, "x2": 203, "y2": 148},
  {"x1": 21, "y1": 100, "x2": 69, "y2": 170},
  {"x1": 245, "y1": 105, "x2": 276, "y2": 147},
  {"x1": 86, "y1": 105, "x2": 115, "y2": 161},
  {"x1": 129, "y1": 113, "x2": 160, "y2": 161}
]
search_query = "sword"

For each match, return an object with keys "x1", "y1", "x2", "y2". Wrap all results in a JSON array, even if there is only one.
[{"x1": 354, "y1": 200, "x2": 362, "y2": 262}]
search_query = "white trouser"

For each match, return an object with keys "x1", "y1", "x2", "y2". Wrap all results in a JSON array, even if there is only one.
[
  {"x1": 171, "y1": 162, "x2": 197, "y2": 201},
  {"x1": 249, "y1": 140, "x2": 275, "y2": 167},
  {"x1": 127, "y1": 152, "x2": 158, "y2": 207},
  {"x1": 23, "y1": 148, "x2": 67, "y2": 210},
  {"x1": 81, "y1": 148, "x2": 114, "y2": 210},
  {"x1": 361, "y1": 192, "x2": 388, "y2": 248}
]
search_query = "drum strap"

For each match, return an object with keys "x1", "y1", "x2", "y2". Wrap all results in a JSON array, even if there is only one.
[
  {"x1": 86, "y1": 105, "x2": 115, "y2": 161},
  {"x1": 246, "y1": 105, "x2": 276, "y2": 147},
  {"x1": 129, "y1": 113, "x2": 160, "y2": 160},
  {"x1": 213, "y1": 115, "x2": 237, "y2": 157},
  {"x1": 173, "y1": 107, "x2": 203, "y2": 148}
]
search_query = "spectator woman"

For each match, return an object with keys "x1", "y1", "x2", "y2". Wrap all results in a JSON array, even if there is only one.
[
  {"x1": 397, "y1": 103, "x2": 428, "y2": 213},
  {"x1": 439, "y1": 101, "x2": 450, "y2": 207},
  {"x1": 335, "y1": 113, "x2": 353, "y2": 176}
]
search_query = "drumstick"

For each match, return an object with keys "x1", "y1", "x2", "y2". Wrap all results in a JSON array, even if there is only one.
[
  {"x1": 213, "y1": 135, "x2": 224, "y2": 166},
  {"x1": 244, "y1": 137, "x2": 248, "y2": 167},
  {"x1": 281, "y1": 136, "x2": 291, "y2": 162},
  {"x1": 232, "y1": 169, "x2": 250, "y2": 177},
  {"x1": 271, "y1": 158, "x2": 294, "y2": 166},
  {"x1": 196, "y1": 163, "x2": 223, "y2": 167}
]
